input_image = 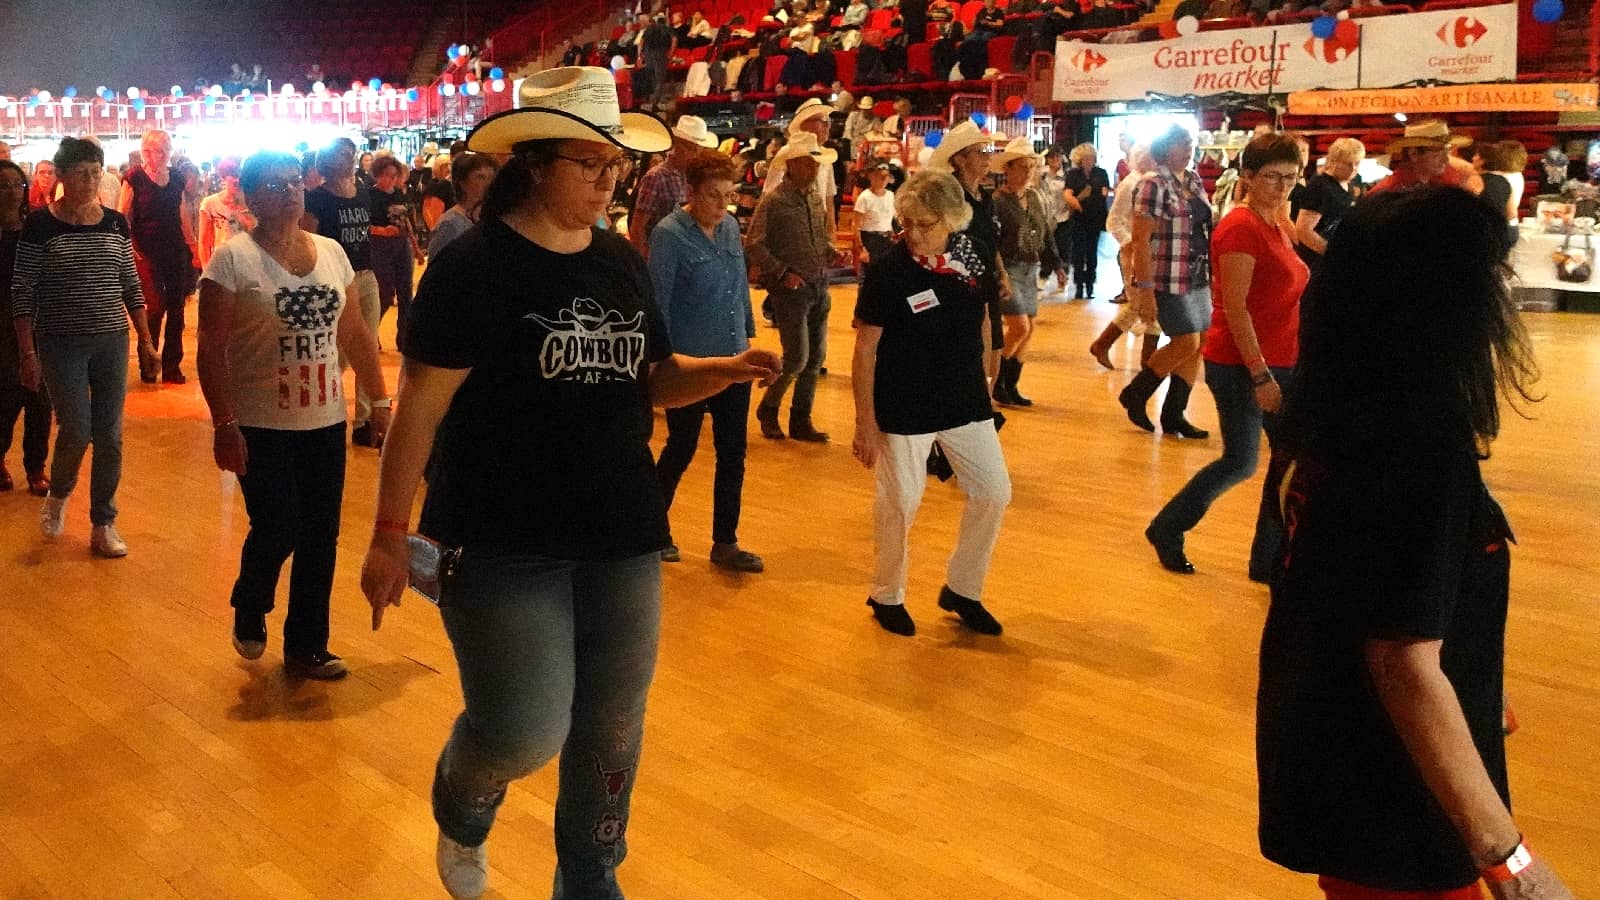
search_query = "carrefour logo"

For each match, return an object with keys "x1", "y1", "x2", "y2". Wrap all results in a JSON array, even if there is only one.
[
  {"x1": 1436, "y1": 15, "x2": 1488, "y2": 48},
  {"x1": 1070, "y1": 49, "x2": 1108, "y2": 73}
]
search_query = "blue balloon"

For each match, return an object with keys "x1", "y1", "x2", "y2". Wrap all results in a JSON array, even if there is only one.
[
  {"x1": 971, "y1": 112, "x2": 987, "y2": 128},
  {"x1": 369, "y1": 77, "x2": 383, "y2": 91},
  {"x1": 132, "y1": 98, "x2": 145, "y2": 111},
  {"x1": 406, "y1": 87, "x2": 420, "y2": 102},
  {"x1": 1532, "y1": 0, "x2": 1563, "y2": 23},
  {"x1": 63, "y1": 85, "x2": 78, "y2": 98},
  {"x1": 27, "y1": 95, "x2": 41, "y2": 107},
  {"x1": 438, "y1": 83, "x2": 448, "y2": 96},
  {"x1": 1311, "y1": 15, "x2": 1336, "y2": 38},
  {"x1": 489, "y1": 67, "x2": 504, "y2": 80},
  {"x1": 924, "y1": 130, "x2": 944, "y2": 148},
  {"x1": 204, "y1": 94, "x2": 216, "y2": 107},
  {"x1": 1017, "y1": 103, "x2": 1034, "y2": 120},
  {"x1": 242, "y1": 93, "x2": 254, "y2": 105}
]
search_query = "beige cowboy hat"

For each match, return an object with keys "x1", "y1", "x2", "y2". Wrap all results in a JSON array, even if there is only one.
[
  {"x1": 770, "y1": 132, "x2": 838, "y2": 175},
  {"x1": 672, "y1": 114, "x2": 720, "y2": 148},
  {"x1": 856, "y1": 94, "x2": 874, "y2": 110},
  {"x1": 1384, "y1": 119, "x2": 1454, "y2": 156},
  {"x1": 466, "y1": 66, "x2": 671, "y2": 154},
  {"x1": 787, "y1": 97, "x2": 832, "y2": 135},
  {"x1": 926, "y1": 119, "x2": 999, "y2": 173},
  {"x1": 988, "y1": 136, "x2": 1039, "y2": 172}
]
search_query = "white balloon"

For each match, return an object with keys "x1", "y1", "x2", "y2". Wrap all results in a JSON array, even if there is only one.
[{"x1": 1176, "y1": 15, "x2": 1199, "y2": 36}]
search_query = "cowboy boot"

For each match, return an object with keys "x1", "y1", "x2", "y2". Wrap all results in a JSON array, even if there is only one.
[
  {"x1": 1118, "y1": 368, "x2": 1163, "y2": 433},
  {"x1": 1160, "y1": 375, "x2": 1210, "y2": 439},
  {"x1": 1088, "y1": 322, "x2": 1124, "y2": 370}
]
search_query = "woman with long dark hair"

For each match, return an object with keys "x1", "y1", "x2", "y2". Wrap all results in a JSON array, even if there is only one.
[
  {"x1": 358, "y1": 67, "x2": 778, "y2": 899},
  {"x1": 1256, "y1": 186, "x2": 1572, "y2": 900},
  {"x1": 0, "y1": 160, "x2": 52, "y2": 496}
]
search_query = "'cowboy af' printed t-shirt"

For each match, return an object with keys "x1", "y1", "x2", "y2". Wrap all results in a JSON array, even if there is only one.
[
  {"x1": 406, "y1": 220, "x2": 674, "y2": 560},
  {"x1": 201, "y1": 232, "x2": 354, "y2": 430}
]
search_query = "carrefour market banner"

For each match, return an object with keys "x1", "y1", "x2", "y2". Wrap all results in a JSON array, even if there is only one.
[{"x1": 1054, "y1": 2, "x2": 1516, "y2": 102}]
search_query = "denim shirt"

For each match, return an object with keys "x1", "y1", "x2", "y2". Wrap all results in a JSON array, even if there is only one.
[{"x1": 647, "y1": 208, "x2": 756, "y2": 357}]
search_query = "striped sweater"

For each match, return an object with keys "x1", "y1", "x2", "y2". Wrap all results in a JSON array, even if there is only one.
[{"x1": 10, "y1": 208, "x2": 145, "y2": 336}]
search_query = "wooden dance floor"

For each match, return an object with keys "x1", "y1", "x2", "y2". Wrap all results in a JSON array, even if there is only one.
[{"x1": 2, "y1": 286, "x2": 1597, "y2": 899}]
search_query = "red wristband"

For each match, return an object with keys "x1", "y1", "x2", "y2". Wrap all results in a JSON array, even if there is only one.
[
  {"x1": 1482, "y1": 841, "x2": 1532, "y2": 883},
  {"x1": 374, "y1": 520, "x2": 410, "y2": 535}
]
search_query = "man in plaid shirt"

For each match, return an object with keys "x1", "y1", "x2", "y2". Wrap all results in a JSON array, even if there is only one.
[
  {"x1": 629, "y1": 118, "x2": 719, "y2": 257},
  {"x1": 1118, "y1": 124, "x2": 1213, "y2": 441}
]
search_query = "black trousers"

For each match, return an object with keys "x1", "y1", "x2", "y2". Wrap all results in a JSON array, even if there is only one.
[
  {"x1": 1069, "y1": 221, "x2": 1101, "y2": 289},
  {"x1": 656, "y1": 381, "x2": 751, "y2": 546},
  {"x1": 0, "y1": 384, "x2": 51, "y2": 473},
  {"x1": 136, "y1": 250, "x2": 199, "y2": 375},
  {"x1": 1053, "y1": 221, "x2": 1073, "y2": 278},
  {"x1": 231, "y1": 423, "x2": 346, "y2": 657}
]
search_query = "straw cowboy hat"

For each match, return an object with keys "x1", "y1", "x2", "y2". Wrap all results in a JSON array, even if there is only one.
[
  {"x1": 988, "y1": 136, "x2": 1040, "y2": 172},
  {"x1": 770, "y1": 132, "x2": 838, "y2": 176},
  {"x1": 672, "y1": 114, "x2": 720, "y2": 148},
  {"x1": 926, "y1": 119, "x2": 998, "y2": 172},
  {"x1": 1384, "y1": 119, "x2": 1455, "y2": 156},
  {"x1": 466, "y1": 66, "x2": 671, "y2": 154},
  {"x1": 856, "y1": 94, "x2": 874, "y2": 110},
  {"x1": 787, "y1": 97, "x2": 832, "y2": 134}
]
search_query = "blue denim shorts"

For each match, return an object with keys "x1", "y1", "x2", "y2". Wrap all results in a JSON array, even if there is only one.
[{"x1": 1155, "y1": 285, "x2": 1211, "y2": 336}]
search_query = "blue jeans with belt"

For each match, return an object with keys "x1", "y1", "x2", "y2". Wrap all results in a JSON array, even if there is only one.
[
  {"x1": 1150, "y1": 360, "x2": 1293, "y2": 577},
  {"x1": 432, "y1": 550, "x2": 662, "y2": 899}
]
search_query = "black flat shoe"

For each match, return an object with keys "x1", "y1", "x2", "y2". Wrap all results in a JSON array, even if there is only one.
[
  {"x1": 1144, "y1": 525, "x2": 1195, "y2": 575},
  {"x1": 867, "y1": 599, "x2": 915, "y2": 636},
  {"x1": 1161, "y1": 418, "x2": 1210, "y2": 440},
  {"x1": 937, "y1": 586, "x2": 1002, "y2": 635},
  {"x1": 232, "y1": 610, "x2": 267, "y2": 660},
  {"x1": 756, "y1": 409, "x2": 785, "y2": 440},
  {"x1": 660, "y1": 544, "x2": 681, "y2": 563}
]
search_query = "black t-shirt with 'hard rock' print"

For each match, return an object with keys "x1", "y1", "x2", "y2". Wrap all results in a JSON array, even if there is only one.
[{"x1": 405, "y1": 220, "x2": 674, "y2": 559}]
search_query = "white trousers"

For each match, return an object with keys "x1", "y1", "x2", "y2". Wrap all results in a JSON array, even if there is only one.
[{"x1": 871, "y1": 418, "x2": 1012, "y2": 606}]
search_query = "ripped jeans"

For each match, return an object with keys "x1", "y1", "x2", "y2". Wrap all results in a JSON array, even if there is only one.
[{"x1": 432, "y1": 551, "x2": 662, "y2": 900}]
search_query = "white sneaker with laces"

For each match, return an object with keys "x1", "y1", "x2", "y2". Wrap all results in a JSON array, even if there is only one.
[
  {"x1": 90, "y1": 524, "x2": 129, "y2": 558},
  {"x1": 39, "y1": 495, "x2": 66, "y2": 540},
  {"x1": 436, "y1": 831, "x2": 488, "y2": 899}
]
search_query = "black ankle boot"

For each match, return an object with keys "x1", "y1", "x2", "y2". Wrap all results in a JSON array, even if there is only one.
[
  {"x1": 1160, "y1": 376, "x2": 1210, "y2": 439},
  {"x1": 1118, "y1": 368, "x2": 1163, "y2": 432},
  {"x1": 1006, "y1": 358, "x2": 1033, "y2": 407},
  {"x1": 992, "y1": 357, "x2": 1018, "y2": 406}
]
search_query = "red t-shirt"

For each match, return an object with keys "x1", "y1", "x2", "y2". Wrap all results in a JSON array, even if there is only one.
[{"x1": 1203, "y1": 207, "x2": 1309, "y2": 368}]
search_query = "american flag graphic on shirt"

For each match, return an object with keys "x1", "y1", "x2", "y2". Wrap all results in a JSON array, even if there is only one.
[{"x1": 274, "y1": 284, "x2": 342, "y2": 410}]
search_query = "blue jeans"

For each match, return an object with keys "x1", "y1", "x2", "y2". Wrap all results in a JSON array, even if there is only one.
[
  {"x1": 658, "y1": 381, "x2": 751, "y2": 545},
  {"x1": 36, "y1": 331, "x2": 128, "y2": 525},
  {"x1": 1150, "y1": 360, "x2": 1293, "y2": 576},
  {"x1": 433, "y1": 551, "x2": 662, "y2": 899},
  {"x1": 759, "y1": 281, "x2": 829, "y2": 426}
]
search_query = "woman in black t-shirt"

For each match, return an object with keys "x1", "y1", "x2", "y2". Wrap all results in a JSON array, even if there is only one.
[
  {"x1": 357, "y1": 67, "x2": 779, "y2": 900},
  {"x1": 851, "y1": 171, "x2": 1011, "y2": 638},
  {"x1": 366, "y1": 156, "x2": 416, "y2": 352},
  {"x1": 1062, "y1": 143, "x2": 1111, "y2": 300},
  {"x1": 1292, "y1": 137, "x2": 1364, "y2": 269},
  {"x1": 1257, "y1": 187, "x2": 1572, "y2": 899}
]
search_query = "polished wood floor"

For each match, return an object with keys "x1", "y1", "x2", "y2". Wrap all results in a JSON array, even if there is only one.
[{"x1": 2, "y1": 286, "x2": 1597, "y2": 900}]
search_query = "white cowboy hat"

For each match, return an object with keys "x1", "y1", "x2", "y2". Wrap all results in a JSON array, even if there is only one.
[
  {"x1": 989, "y1": 136, "x2": 1039, "y2": 172},
  {"x1": 925, "y1": 119, "x2": 998, "y2": 173},
  {"x1": 787, "y1": 97, "x2": 832, "y2": 135},
  {"x1": 770, "y1": 132, "x2": 838, "y2": 176},
  {"x1": 672, "y1": 114, "x2": 719, "y2": 148},
  {"x1": 466, "y1": 66, "x2": 671, "y2": 154},
  {"x1": 1384, "y1": 119, "x2": 1454, "y2": 156},
  {"x1": 856, "y1": 94, "x2": 874, "y2": 110}
]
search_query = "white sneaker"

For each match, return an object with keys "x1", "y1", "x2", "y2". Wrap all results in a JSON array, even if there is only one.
[
  {"x1": 90, "y1": 524, "x2": 128, "y2": 558},
  {"x1": 436, "y1": 831, "x2": 488, "y2": 899},
  {"x1": 39, "y1": 495, "x2": 66, "y2": 540}
]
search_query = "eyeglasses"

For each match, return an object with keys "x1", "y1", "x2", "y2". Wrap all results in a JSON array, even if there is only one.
[
  {"x1": 260, "y1": 176, "x2": 306, "y2": 194},
  {"x1": 1253, "y1": 172, "x2": 1299, "y2": 186},
  {"x1": 901, "y1": 217, "x2": 944, "y2": 231},
  {"x1": 555, "y1": 153, "x2": 635, "y2": 184}
]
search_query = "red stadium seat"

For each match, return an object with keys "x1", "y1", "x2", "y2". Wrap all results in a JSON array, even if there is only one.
[
  {"x1": 987, "y1": 36, "x2": 1017, "y2": 72},
  {"x1": 907, "y1": 41, "x2": 934, "y2": 78}
]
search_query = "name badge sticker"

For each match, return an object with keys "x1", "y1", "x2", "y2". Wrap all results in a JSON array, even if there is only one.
[{"x1": 906, "y1": 289, "x2": 940, "y2": 314}]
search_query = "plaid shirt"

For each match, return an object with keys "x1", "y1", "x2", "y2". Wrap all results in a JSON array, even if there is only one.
[
  {"x1": 1133, "y1": 164, "x2": 1212, "y2": 295},
  {"x1": 630, "y1": 158, "x2": 687, "y2": 253}
]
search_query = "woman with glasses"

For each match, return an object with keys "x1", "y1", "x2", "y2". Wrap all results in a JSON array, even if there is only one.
[
  {"x1": 648, "y1": 152, "x2": 764, "y2": 572},
  {"x1": 357, "y1": 68, "x2": 779, "y2": 899},
  {"x1": 1144, "y1": 134, "x2": 1308, "y2": 577},
  {"x1": 197, "y1": 151, "x2": 389, "y2": 680},
  {"x1": 13, "y1": 138, "x2": 155, "y2": 556},
  {"x1": 852, "y1": 170, "x2": 1011, "y2": 637},
  {"x1": 0, "y1": 160, "x2": 52, "y2": 497}
]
